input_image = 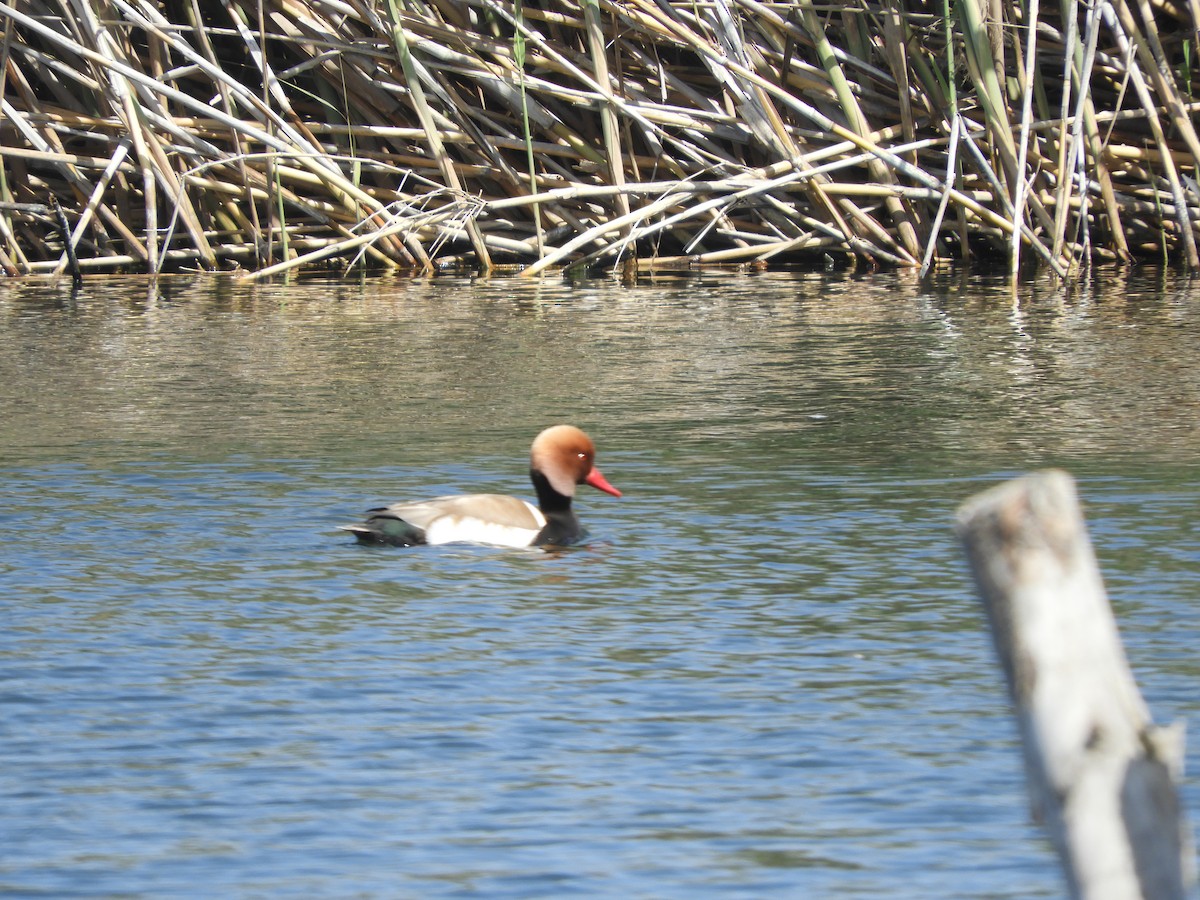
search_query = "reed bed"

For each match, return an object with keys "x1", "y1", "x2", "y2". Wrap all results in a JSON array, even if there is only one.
[{"x1": 1, "y1": 0, "x2": 1198, "y2": 278}]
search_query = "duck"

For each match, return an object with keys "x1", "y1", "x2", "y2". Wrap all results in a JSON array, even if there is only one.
[{"x1": 340, "y1": 425, "x2": 621, "y2": 549}]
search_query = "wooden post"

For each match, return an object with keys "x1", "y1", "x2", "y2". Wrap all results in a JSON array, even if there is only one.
[{"x1": 956, "y1": 470, "x2": 1194, "y2": 899}]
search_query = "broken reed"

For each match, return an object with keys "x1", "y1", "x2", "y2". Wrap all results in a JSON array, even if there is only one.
[{"x1": 0, "y1": 0, "x2": 1198, "y2": 279}]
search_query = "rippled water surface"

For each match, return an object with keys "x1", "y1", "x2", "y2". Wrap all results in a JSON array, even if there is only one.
[{"x1": 3, "y1": 269, "x2": 1199, "y2": 897}]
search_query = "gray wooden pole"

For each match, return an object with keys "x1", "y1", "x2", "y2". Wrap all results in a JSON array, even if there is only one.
[{"x1": 956, "y1": 470, "x2": 1194, "y2": 900}]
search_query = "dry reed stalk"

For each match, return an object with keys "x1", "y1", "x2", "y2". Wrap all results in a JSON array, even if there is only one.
[
  {"x1": 581, "y1": 0, "x2": 630, "y2": 226},
  {"x1": 1102, "y1": 0, "x2": 1200, "y2": 266},
  {"x1": 0, "y1": 0, "x2": 1197, "y2": 276}
]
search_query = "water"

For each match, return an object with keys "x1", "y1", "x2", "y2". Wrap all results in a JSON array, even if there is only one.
[{"x1": 2, "y1": 269, "x2": 1199, "y2": 897}]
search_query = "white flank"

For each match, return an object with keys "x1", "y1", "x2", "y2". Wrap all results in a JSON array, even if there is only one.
[{"x1": 423, "y1": 501, "x2": 545, "y2": 548}]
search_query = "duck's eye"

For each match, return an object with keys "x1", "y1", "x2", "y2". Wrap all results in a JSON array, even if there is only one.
[{"x1": 577, "y1": 452, "x2": 587, "y2": 460}]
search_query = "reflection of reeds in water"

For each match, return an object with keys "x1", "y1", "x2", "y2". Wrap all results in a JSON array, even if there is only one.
[{"x1": 0, "y1": 0, "x2": 1197, "y2": 278}]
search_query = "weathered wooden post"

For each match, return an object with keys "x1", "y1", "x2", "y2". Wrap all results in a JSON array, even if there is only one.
[{"x1": 956, "y1": 470, "x2": 1194, "y2": 899}]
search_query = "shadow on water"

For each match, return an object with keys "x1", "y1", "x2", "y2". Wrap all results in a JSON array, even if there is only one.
[{"x1": 2, "y1": 267, "x2": 1198, "y2": 897}]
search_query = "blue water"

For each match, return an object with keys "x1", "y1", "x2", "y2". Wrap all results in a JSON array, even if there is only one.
[{"x1": 2, "y1": 270, "x2": 1198, "y2": 897}]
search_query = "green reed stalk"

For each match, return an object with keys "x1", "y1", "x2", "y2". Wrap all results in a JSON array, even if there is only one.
[{"x1": 514, "y1": 0, "x2": 544, "y2": 256}]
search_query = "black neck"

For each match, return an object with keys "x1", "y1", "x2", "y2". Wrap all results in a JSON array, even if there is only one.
[
  {"x1": 531, "y1": 468, "x2": 572, "y2": 514},
  {"x1": 530, "y1": 469, "x2": 587, "y2": 547}
]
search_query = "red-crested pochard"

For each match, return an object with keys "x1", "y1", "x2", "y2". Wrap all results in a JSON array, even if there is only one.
[{"x1": 340, "y1": 425, "x2": 621, "y2": 549}]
